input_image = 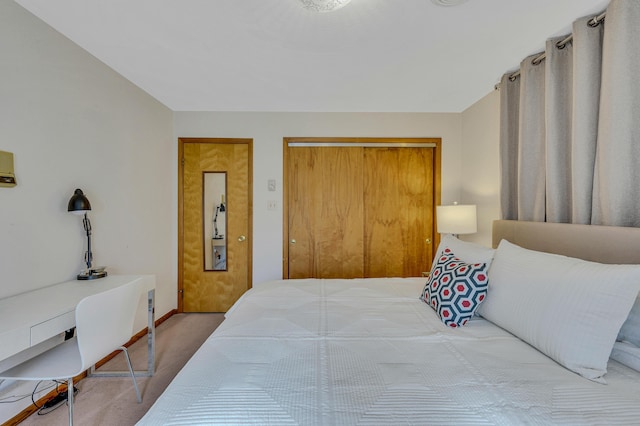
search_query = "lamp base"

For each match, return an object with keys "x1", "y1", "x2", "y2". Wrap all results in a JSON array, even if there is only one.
[{"x1": 77, "y1": 269, "x2": 108, "y2": 280}]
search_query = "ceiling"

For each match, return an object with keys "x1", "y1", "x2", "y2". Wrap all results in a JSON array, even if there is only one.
[{"x1": 15, "y1": 0, "x2": 609, "y2": 112}]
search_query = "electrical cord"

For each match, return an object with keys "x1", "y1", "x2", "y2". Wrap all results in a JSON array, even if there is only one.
[
  {"x1": 0, "y1": 380, "x2": 79, "y2": 416},
  {"x1": 36, "y1": 381, "x2": 79, "y2": 416},
  {"x1": 31, "y1": 381, "x2": 46, "y2": 409},
  {"x1": 0, "y1": 380, "x2": 56, "y2": 404}
]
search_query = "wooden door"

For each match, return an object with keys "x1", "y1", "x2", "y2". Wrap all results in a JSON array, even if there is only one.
[
  {"x1": 287, "y1": 146, "x2": 365, "y2": 278},
  {"x1": 363, "y1": 147, "x2": 435, "y2": 277},
  {"x1": 284, "y1": 138, "x2": 440, "y2": 279},
  {"x1": 179, "y1": 138, "x2": 252, "y2": 312}
]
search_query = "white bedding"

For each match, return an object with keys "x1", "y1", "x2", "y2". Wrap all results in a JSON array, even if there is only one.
[{"x1": 137, "y1": 278, "x2": 640, "y2": 425}]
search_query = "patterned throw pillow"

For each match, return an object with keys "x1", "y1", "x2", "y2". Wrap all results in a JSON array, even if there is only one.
[{"x1": 421, "y1": 248, "x2": 489, "y2": 327}]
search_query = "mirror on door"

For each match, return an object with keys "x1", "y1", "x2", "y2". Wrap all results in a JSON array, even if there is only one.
[{"x1": 203, "y1": 172, "x2": 227, "y2": 271}]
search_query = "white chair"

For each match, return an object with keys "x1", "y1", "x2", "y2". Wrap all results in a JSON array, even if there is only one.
[{"x1": 0, "y1": 279, "x2": 144, "y2": 425}]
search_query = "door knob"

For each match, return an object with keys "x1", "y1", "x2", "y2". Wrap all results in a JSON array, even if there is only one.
[
  {"x1": 238, "y1": 235, "x2": 246, "y2": 242},
  {"x1": 290, "y1": 239, "x2": 296, "y2": 244},
  {"x1": 425, "y1": 238, "x2": 432, "y2": 244}
]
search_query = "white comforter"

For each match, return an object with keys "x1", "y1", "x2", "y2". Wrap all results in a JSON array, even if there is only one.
[{"x1": 138, "y1": 278, "x2": 640, "y2": 425}]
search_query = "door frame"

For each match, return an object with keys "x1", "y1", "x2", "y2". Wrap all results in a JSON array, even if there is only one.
[
  {"x1": 282, "y1": 137, "x2": 442, "y2": 279},
  {"x1": 178, "y1": 137, "x2": 253, "y2": 312}
]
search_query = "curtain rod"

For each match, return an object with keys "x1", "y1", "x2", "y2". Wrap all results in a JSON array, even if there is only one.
[{"x1": 496, "y1": 10, "x2": 606, "y2": 88}]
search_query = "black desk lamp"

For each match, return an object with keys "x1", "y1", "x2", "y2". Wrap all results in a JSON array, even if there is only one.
[{"x1": 68, "y1": 188, "x2": 107, "y2": 280}]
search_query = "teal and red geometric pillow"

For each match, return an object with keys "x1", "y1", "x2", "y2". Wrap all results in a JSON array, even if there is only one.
[{"x1": 421, "y1": 248, "x2": 489, "y2": 328}]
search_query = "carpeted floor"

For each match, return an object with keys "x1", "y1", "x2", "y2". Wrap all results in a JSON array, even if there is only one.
[{"x1": 19, "y1": 313, "x2": 224, "y2": 426}]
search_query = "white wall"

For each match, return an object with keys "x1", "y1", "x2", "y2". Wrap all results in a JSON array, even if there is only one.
[
  {"x1": 0, "y1": 2, "x2": 174, "y2": 420},
  {"x1": 0, "y1": 2, "x2": 174, "y2": 331},
  {"x1": 460, "y1": 90, "x2": 501, "y2": 247},
  {"x1": 174, "y1": 112, "x2": 464, "y2": 285}
]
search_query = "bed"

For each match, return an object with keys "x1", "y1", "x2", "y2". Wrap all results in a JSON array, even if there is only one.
[{"x1": 138, "y1": 220, "x2": 640, "y2": 425}]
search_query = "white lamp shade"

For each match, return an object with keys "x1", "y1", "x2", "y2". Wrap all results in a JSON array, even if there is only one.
[{"x1": 436, "y1": 204, "x2": 477, "y2": 235}]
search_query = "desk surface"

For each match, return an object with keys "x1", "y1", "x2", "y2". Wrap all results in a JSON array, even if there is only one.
[{"x1": 0, "y1": 275, "x2": 155, "y2": 362}]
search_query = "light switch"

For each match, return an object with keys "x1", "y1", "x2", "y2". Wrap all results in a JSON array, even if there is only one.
[{"x1": 268, "y1": 179, "x2": 276, "y2": 191}]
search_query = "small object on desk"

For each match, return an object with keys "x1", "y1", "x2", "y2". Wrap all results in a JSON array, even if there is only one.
[{"x1": 78, "y1": 266, "x2": 107, "y2": 281}]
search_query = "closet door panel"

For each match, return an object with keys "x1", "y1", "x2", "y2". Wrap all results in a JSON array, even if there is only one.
[
  {"x1": 288, "y1": 147, "x2": 364, "y2": 278},
  {"x1": 364, "y1": 147, "x2": 435, "y2": 277}
]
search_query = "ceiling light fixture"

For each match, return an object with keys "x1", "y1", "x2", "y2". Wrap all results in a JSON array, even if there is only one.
[
  {"x1": 431, "y1": 0, "x2": 469, "y2": 6},
  {"x1": 298, "y1": 0, "x2": 352, "y2": 13}
]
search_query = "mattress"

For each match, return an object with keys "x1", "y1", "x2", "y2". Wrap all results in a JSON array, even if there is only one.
[{"x1": 137, "y1": 278, "x2": 640, "y2": 425}]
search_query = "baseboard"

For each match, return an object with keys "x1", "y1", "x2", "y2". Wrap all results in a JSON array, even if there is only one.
[{"x1": 1, "y1": 309, "x2": 178, "y2": 426}]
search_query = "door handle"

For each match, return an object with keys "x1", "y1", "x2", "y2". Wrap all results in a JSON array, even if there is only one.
[
  {"x1": 290, "y1": 239, "x2": 296, "y2": 244},
  {"x1": 238, "y1": 235, "x2": 246, "y2": 242},
  {"x1": 425, "y1": 238, "x2": 432, "y2": 244}
]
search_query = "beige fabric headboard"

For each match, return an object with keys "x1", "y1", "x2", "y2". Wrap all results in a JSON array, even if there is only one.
[{"x1": 492, "y1": 220, "x2": 640, "y2": 264}]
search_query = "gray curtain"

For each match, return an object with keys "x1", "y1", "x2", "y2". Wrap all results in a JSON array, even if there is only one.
[
  {"x1": 500, "y1": 0, "x2": 640, "y2": 227},
  {"x1": 517, "y1": 54, "x2": 546, "y2": 222},
  {"x1": 592, "y1": 0, "x2": 640, "y2": 226},
  {"x1": 499, "y1": 73, "x2": 519, "y2": 220},
  {"x1": 571, "y1": 16, "x2": 603, "y2": 224},
  {"x1": 545, "y1": 35, "x2": 573, "y2": 223}
]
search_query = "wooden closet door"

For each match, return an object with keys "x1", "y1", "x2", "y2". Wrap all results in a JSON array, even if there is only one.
[
  {"x1": 287, "y1": 147, "x2": 364, "y2": 278},
  {"x1": 364, "y1": 147, "x2": 435, "y2": 277},
  {"x1": 284, "y1": 138, "x2": 440, "y2": 279}
]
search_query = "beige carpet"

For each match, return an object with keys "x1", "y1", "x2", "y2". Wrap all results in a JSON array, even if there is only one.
[{"x1": 19, "y1": 313, "x2": 224, "y2": 426}]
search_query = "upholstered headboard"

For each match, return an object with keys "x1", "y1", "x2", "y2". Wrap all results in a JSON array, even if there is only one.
[{"x1": 492, "y1": 220, "x2": 640, "y2": 264}]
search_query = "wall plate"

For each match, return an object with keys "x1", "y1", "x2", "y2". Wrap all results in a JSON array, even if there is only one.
[{"x1": 0, "y1": 150, "x2": 16, "y2": 187}]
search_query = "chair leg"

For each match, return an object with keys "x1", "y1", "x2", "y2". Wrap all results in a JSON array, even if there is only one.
[
  {"x1": 120, "y1": 346, "x2": 142, "y2": 403},
  {"x1": 67, "y1": 377, "x2": 74, "y2": 426}
]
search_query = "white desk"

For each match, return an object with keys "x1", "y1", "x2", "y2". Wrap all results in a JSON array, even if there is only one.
[{"x1": 0, "y1": 275, "x2": 156, "y2": 376}]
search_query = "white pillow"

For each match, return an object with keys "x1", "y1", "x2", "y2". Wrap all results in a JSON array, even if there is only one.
[
  {"x1": 432, "y1": 234, "x2": 495, "y2": 266},
  {"x1": 610, "y1": 341, "x2": 640, "y2": 372},
  {"x1": 477, "y1": 239, "x2": 640, "y2": 383},
  {"x1": 617, "y1": 293, "x2": 640, "y2": 347}
]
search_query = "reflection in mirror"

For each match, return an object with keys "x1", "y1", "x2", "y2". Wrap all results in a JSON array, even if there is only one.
[{"x1": 203, "y1": 172, "x2": 227, "y2": 271}]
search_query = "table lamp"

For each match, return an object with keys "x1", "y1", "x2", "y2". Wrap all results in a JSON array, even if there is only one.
[
  {"x1": 68, "y1": 188, "x2": 107, "y2": 280},
  {"x1": 436, "y1": 202, "x2": 477, "y2": 238}
]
